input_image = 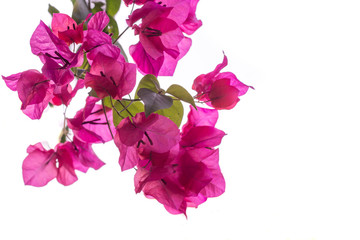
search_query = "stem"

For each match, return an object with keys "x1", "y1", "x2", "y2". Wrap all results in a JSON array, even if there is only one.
[
  {"x1": 121, "y1": 98, "x2": 142, "y2": 101},
  {"x1": 117, "y1": 100, "x2": 134, "y2": 117},
  {"x1": 102, "y1": 99, "x2": 114, "y2": 140},
  {"x1": 112, "y1": 26, "x2": 130, "y2": 44}
]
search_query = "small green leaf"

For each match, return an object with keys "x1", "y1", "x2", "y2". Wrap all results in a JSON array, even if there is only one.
[
  {"x1": 166, "y1": 84, "x2": 197, "y2": 109},
  {"x1": 48, "y1": 4, "x2": 60, "y2": 16},
  {"x1": 106, "y1": 0, "x2": 121, "y2": 17},
  {"x1": 91, "y1": 1, "x2": 105, "y2": 13},
  {"x1": 88, "y1": 89, "x2": 98, "y2": 98},
  {"x1": 135, "y1": 74, "x2": 161, "y2": 98},
  {"x1": 138, "y1": 88, "x2": 173, "y2": 117},
  {"x1": 107, "y1": 15, "x2": 119, "y2": 41},
  {"x1": 156, "y1": 99, "x2": 184, "y2": 127},
  {"x1": 113, "y1": 100, "x2": 144, "y2": 126},
  {"x1": 103, "y1": 97, "x2": 144, "y2": 126},
  {"x1": 72, "y1": 0, "x2": 91, "y2": 24}
]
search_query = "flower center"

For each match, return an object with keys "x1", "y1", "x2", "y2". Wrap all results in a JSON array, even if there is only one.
[{"x1": 142, "y1": 27, "x2": 162, "y2": 37}]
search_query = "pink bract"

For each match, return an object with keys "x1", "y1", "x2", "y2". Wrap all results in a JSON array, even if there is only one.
[
  {"x1": 127, "y1": 1, "x2": 192, "y2": 76},
  {"x1": 51, "y1": 13, "x2": 84, "y2": 45},
  {"x1": 192, "y1": 54, "x2": 253, "y2": 110},
  {"x1": 114, "y1": 112, "x2": 180, "y2": 171},
  {"x1": 22, "y1": 140, "x2": 104, "y2": 187},
  {"x1": 67, "y1": 96, "x2": 115, "y2": 143},
  {"x1": 3, "y1": 70, "x2": 55, "y2": 119},
  {"x1": 84, "y1": 53, "x2": 136, "y2": 99}
]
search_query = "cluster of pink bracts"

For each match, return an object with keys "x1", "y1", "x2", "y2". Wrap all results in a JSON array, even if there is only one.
[{"x1": 2, "y1": 0, "x2": 252, "y2": 215}]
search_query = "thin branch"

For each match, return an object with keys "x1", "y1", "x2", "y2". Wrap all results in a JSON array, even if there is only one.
[{"x1": 102, "y1": 99, "x2": 114, "y2": 140}]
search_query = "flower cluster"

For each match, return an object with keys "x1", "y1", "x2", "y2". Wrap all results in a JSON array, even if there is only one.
[{"x1": 1, "y1": 0, "x2": 252, "y2": 215}]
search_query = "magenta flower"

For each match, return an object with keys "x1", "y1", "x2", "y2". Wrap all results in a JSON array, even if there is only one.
[
  {"x1": 127, "y1": 1, "x2": 192, "y2": 76},
  {"x1": 193, "y1": 54, "x2": 253, "y2": 110},
  {"x1": 132, "y1": 106, "x2": 227, "y2": 215},
  {"x1": 134, "y1": 146, "x2": 224, "y2": 215},
  {"x1": 154, "y1": 0, "x2": 202, "y2": 35},
  {"x1": 67, "y1": 96, "x2": 115, "y2": 143},
  {"x1": 114, "y1": 112, "x2": 180, "y2": 171},
  {"x1": 84, "y1": 53, "x2": 136, "y2": 99},
  {"x1": 30, "y1": 20, "x2": 83, "y2": 68},
  {"x1": 2, "y1": 70, "x2": 55, "y2": 119},
  {"x1": 51, "y1": 13, "x2": 84, "y2": 46},
  {"x1": 23, "y1": 140, "x2": 104, "y2": 187},
  {"x1": 83, "y1": 12, "x2": 125, "y2": 63}
]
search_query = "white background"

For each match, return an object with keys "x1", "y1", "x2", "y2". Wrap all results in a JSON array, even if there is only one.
[{"x1": 1, "y1": 0, "x2": 360, "y2": 239}]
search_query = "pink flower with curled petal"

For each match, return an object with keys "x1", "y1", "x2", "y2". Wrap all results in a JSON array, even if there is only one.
[
  {"x1": 127, "y1": 1, "x2": 192, "y2": 76},
  {"x1": 84, "y1": 53, "x2": 136, "y2": 99},
  {"x1": 193, "y1": 54, "x2": 254, "y2": 110},
  {"x1": 2, "y1": 70, "x2": 55, "y2": 119},
  {"x1": 51, "y1": 13, "x2": 84, "y2": 45},
  {"x1": 114, "y1": 112, "x2": 180, "y2": 171},
  {"x1": 67, "y1": 96, "x2": 115, "y2": 143},
  {"x1": 31, "y1": 21, "x2": 83, "y2": 68}
]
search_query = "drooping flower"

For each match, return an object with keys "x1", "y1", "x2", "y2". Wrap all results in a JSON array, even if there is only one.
[
  {"x1": 22, "y1": 140, "x2": 104, "y2": 187},
  {"x1": 67, "y1": 96, "x2": 115, "y2": 143},
  {"x1": 84, "y1": 53, "x2": 136, "y2": 99},
  {"x1": 127, "y1": 1, "x2": 192, "y2": 76},
  {"x1": 2, "y1": 70, "x2": 55, "y2": 119},
  {"x1": 114, "y1": 112, "x2": 180, "y2": 171},
  {"x1": 193, "y1": 54, "x2": 253, "y2": 110},
  {"x1": 134, "y1": 146, "x2": 224, "y2": 215},
  {"x1": 133, "y1": 105, "x2": 226, "y2": 215}
]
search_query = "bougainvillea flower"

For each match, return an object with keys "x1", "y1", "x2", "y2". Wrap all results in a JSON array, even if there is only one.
[
  {"x1": 127, "y1": 1, "x2": 192, "y2": 76},
  {"x1": 181, "y1": 105, "x2": 219, "y2": 135},
  {"x1": 134, "y1": 147, "x2": 224, "y2": 215},
  {"x1": 114, "y1": 112, "x2": 180, "y2": 171},
  {"x1": 154, "y1": 0, "x2": 202, "y2": 35},
  {"x1": 2, "y1": 70, "x2": 55, "y2": 119},
  {"x1": 22, "y1": 143, "x2": 57, "y2": 187},
  {"x1": 51, "y1": 79, "x2": 85, "y2": 106},
  {"x1": 22, "y1": 140, "x2": 104, "y2": 187},
  {"x1": 84, "y1": 53, "x2": 136, "y2": 99},
  {"x1": 67, "y1": 96, "x2": 115, "y2": 143},
  {"x1": 41, "y1": 54, "x2": 74, "y2": 86},
  {"x1": 30, "y1": 21, "x2": 83, "y2": 68},
  {"x1": 193, "y1": 54, "x2": 253, "y2": 110},
  {"x1": 51, "y1": 13, "x2": 84, "y2": 45},
  {"x1": 83, "y1": 30, "x2": 122, "y2": 62},
  {"x1": 87, "y1": 11, "x2": 109, "y2": 31}
]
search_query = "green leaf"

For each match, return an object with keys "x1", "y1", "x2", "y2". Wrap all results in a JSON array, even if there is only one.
[
  {"x1": 72, "y1": 0, "x2": 91, "y2": 24},
  {"x1": 107, "y1": 15, "x2": 119, "y2": 41},
  {"x1": 135, "y1": 74, "x2": 161, "y2": 98},
  {"x1": 166, "y1": 84, "x2": 197, "y2": 109},
  {"x1": 48, "y1": 4, "x2": 60, "y2": 16},
  {"x1": 91, "y1": 1, "x2": 105, "y2": 13},
  {"x1": 156, "y1": 99, "x2": 184, "y2": 127},
  {"x1": 106, "y1": 0, "x2": 121, "y2": 17},
  {"x1": 138, "y1": 88, "x2": 173, "y2": 117},
  {"x1": 103, "y1": 97, "x2": 144, "y2": 126}
]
